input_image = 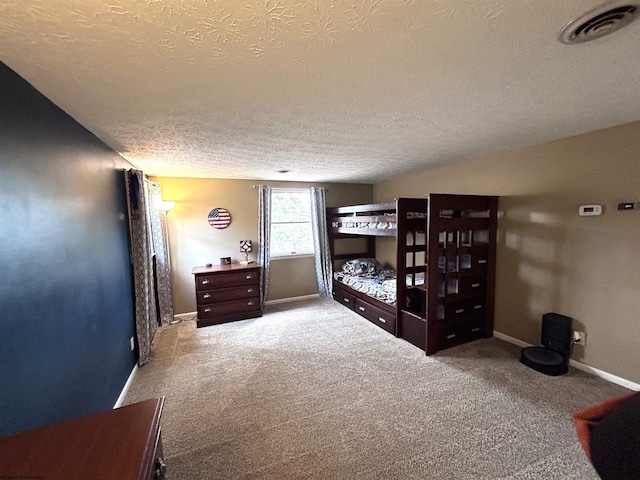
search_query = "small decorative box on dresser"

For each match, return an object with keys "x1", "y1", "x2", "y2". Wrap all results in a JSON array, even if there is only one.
[{"x1": 192, "y1": 263, "x2": 262, "y2": 328}]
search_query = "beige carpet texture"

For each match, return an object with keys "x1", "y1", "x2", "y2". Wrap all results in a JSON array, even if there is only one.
[{"x1": 124, "y1": 298, "x2": 629, "y2": 479}]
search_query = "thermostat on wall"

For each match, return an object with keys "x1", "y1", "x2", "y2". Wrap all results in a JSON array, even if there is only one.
[{"x1": 579, "y1": 205, "x2": 602, "y2": 216}]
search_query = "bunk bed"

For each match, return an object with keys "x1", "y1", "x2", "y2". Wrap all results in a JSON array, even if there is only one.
[
  {"x1": 327, "y1": 195, "x2": 498, "y2": 355},
  {"x1": 328, "y1": 199, "x2": 427, "y2": 337}
]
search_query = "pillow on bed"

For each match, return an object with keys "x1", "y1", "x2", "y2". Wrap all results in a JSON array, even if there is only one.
[
  {"x1": 341, "y1": 258, "x2": 384, "y2": 277},
  {"x1": 377, "y1": 268, "x2": 396, "y2": 281}
]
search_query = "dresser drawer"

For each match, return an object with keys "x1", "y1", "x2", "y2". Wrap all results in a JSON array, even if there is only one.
[
  {"x1": 354, "y1": 298, "x2": 396, "y2": 334},
  {"x1": 196, "y1": 269, "x2": 260, "y2": 290},
  {"x1": 471, "y1": 252, "x2": 489, "y2": 271},
  {"x1": 437, "y1": 318, "x2": 484, "y2": 349},
  {"x1": 444, "y1": 298, "x2": 485, "y2": 322},
  {"x1": 197, "y1": 296, "x2": 261, "y2": 319},
  {"x1": 197, "y1": 285, "x2": 258, "y2": 304},
  {"x1": 459, "y1": 275, "x2": 485, "y2": 297},
  {"x1": 333, "y1": 288, "x2": 356, "y2": 310}
]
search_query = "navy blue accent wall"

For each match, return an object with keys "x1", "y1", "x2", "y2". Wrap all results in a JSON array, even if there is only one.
[{"x1": 0, "y1": 62, "x2": 137, "y2": 436}]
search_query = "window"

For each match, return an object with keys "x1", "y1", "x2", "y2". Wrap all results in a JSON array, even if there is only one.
[{"x1": 270, "y1": 189, "x2": 314, "y2": 258}]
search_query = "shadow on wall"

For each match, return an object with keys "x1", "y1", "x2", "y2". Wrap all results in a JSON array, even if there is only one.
[{"x1": 496, "y1": 195, "x2": 568, "y2": 345}]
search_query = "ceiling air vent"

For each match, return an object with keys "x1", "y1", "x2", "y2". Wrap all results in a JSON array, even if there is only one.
[{"x1": 559, "y1": 2, "x2": 639, "y2": 44}]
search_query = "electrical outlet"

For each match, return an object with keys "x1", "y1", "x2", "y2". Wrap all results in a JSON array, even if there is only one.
[
  {"x1": 130, "y1": 336, "x2": 135, "y2": 351},
  {"x1": 573, "y1": 331, "x2": 586, "y2": 346}
]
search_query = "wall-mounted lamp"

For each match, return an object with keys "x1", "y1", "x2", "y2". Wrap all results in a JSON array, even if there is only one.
[{"x1": 240, "y1": 240, "x2": 253, "y2": 264}]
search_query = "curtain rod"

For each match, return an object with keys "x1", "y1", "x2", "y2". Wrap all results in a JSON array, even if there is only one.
[{"x1": 252, "y1": 185, "x2": 329, "y2": 191}]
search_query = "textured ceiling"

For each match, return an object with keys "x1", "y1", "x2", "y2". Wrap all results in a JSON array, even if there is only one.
[{"x1": 1, "y1": 1, "x2": 640, "y2": 183}]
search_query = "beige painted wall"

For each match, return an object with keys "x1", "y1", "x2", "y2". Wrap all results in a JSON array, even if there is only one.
[
  {"x1": 375, "y1": 121, "x2": 640, "y2": 384},
  {"x1": 153, "y1": 177, "x2": 372, "y2": 314}
]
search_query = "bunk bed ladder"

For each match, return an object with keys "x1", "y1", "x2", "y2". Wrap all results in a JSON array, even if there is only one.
[
  {"x1": 396, "y1": 198, "x2": 428, "y2": 343},
  {"x1": 425, "y1": 194, "x2": 499, "y2": 355}
]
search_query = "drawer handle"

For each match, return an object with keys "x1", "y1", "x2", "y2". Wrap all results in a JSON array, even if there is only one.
[
  {"x1": 478, "y1": 259, "x2": 487, "y2": 264},
  {"x1": 378, "y1": 317, "x2": 387, "y2": 324},
  {"x1": 474, "y1": 305, "x2": 482, "y2": 310},
  {"x1": 455, "y1": 308, "x2": 464, "y2": 314},
  {"x1": 246, "y1": 274, "x2": 253, "y2": 280},
  {"x1": 204, "y1": 307, "x2": 212, "y2": 313},
  {"x1": 344, "y1": 298, "x2": 350, "y2": 303},
  {"x1": 471, "y1": 327, "x2": 480, "y2": 332},
  {"x1": 447, "y1": 333, "x2": 456, "y2": 339},
  {"x1": 155, "y1": 457, "x2": 167, "y2": 478},
  {"x1": 202, "y1": 279, "x2": 210, "y2": 285},
  {"x1": 203, "y1": 293, "x2": 211, "y2": 299},
  {"x1": 471, "y1": 283, "x2": 480, "y2": 288},
  {"x1": 358, "y1": 306, "x2": 366, "y2": 312},
  {"x1": 247, "y1": 301, "x2": 254, "y2": 306},
  {"x1": 247, "y1": 288, "x2": 254, "y2": 293}
]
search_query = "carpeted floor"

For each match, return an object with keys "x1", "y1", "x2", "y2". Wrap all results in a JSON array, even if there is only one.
[{"x1": 124, "y1": 297, "x2": 629, "y2": 479}]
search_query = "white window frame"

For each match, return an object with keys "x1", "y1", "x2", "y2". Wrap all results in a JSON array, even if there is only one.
[{"x1": 270, "y1": 188, "x2": 315, "y2": 260}]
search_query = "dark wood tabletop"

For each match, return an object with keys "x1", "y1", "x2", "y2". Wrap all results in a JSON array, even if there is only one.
[{"x1": 0, "y1": 397, "x2": 165, "y2": 480}]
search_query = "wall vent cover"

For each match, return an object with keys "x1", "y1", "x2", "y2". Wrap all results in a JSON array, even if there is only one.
[{"x1": 559, "y1": 2, "x2": 639, "y2": 44}]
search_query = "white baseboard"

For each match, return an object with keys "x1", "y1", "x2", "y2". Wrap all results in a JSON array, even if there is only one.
[
  {"x1": 566, "y1": 360, "x2": 640, "y2": 392},
  {"x1": 265, "y1": 293, "x2": 320, "y2": 306},
  {"x1": 173, "y1": 311, "x2": 197, "y2": 321},
  {"x1": 494, "y1": 330, "x2": 640, "y2": 391},
  {"x1": 114, "y1": 362, "x2": 139, "y2": 408},
  {"x1": 493, "y1": 331, "x2": 531, "y2": 349}
]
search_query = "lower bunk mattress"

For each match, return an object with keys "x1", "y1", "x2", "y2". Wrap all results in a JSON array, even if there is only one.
[
  {"x1": 332, "y1": 258, "x2": 426, "y2": 336},
  {"x1": 333, "y1": 271, "x2": 397, "y2": 305},
  {"x1": 332, "y1": 258, "x2": 398, "y2": 334},
  {"x1": 333, "y1": 271, "x2": 425, "y2": 307}
]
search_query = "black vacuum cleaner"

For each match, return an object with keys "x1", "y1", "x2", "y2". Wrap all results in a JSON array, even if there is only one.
[{"x1": 520, "y1": 312, "x2": 573, "y2": 376}]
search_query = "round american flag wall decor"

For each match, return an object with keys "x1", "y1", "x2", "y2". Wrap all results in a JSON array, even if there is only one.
[{"x1": 207, "y1": 208, "x2": 231, "y2": 229}]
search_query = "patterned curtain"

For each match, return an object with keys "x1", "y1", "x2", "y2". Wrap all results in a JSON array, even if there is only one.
[
  {"x1": 257, "y1": 185, "x2": 272, "y2": 305},
  {"x1": 124, "y1": 169, "x2": 158, "y2": 366},
  {"x1": 310, "y1": 187, "x2": 333, "y2": 297},
  {"x1": 148, "y1": 181, "x2": 175, "y2": 326}
]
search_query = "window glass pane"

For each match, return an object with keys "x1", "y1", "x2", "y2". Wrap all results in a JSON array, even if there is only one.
[
  {"x1": 272, "y1": 191, "x2": 311, "y2": 223},
  {"x1": 271, "y1": 222, "x2": 314, "y2": 255},
  {"x1": 270, "y1": 189, "x2": 314, "y2": 257}
]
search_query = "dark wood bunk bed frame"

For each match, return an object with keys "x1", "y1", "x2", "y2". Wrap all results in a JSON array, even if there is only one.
[{"x1": 327, "y1": 194, "x2": 499, "y2": 355}]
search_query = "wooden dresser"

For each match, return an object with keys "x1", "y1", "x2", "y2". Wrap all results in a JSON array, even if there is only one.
[
  {"x1": 192, "y1": 263, "x2": 262, "y2": 328},
  {"x1": 0, "y1": 397, "x2": 166, "y2": 480}
]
